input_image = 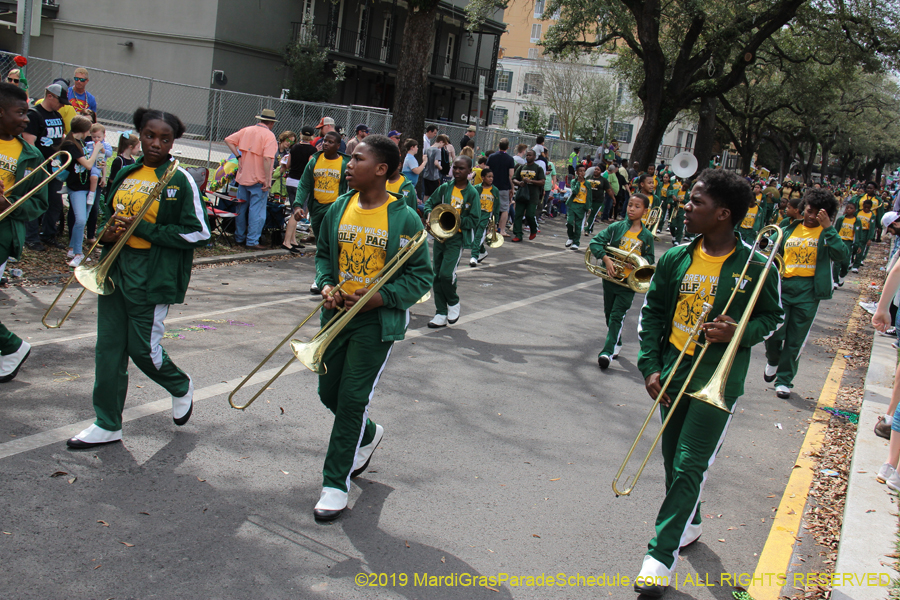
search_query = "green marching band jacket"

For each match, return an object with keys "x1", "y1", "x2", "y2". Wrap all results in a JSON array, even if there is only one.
[
  {"x1": 637, "y1": 235, "x2": 784, "y2": 398},
  {"x1": 101, "y1": 157, "x2": 211, "y2": 305},
  {"x1": 395, "y1": 177, "x2": 418, "y2": 211},
  {"x1": 588, "y1": 219, "x2": 656, "y2": 265},
  {"x1": 292, "y1": 150, "x2": 351, "y2": 210},
  {"x1": 567, "y1": 180, "x2": 588, "y2": 211},
  {"x1": 0, "y1": 138, "x2": 49, "y2": 260},
  {"x1": 778, "y1": 220, "x2": 848, "y2": 301},
  {"x1": 314, "y1": 190, "x2": 433, "y2": 342},
  {"x1": 423, "y1": 181, "x2": 481, "y2": 232},
  {"x1": 833, "y1": 215, "x2": 863, "y2": 246},
  {"x1": 474, "y1": 184, "x2": 501, "y2": 226}
]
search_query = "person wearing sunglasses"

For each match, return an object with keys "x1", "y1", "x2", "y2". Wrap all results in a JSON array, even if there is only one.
[
  {"x1": 6, "y1": 69, "x2": 19, "y2": 86},
  {"x1": 68, "y1": 67, "x2": 97, "y2": 114}
]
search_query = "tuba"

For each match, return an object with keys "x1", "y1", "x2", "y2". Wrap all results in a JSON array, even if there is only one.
[
  {"x1": 428, "y1": 204, "x2": 460, "y2": 242},
  {"x1": 584, "y1": 246, "x2": 655, "y2": 293}
]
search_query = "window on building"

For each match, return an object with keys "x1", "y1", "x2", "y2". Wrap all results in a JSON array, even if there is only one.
[
  {"x1": 685, "y1": 132, "x2": 695, "y2": 151},
  {"x1": 534, "y1": 0, "x2": 544, "y2": 17},
  {"x1": 527, "y1": 48, "x2": 540, "y2": 60},
  {"x1": 610, "y1": 122, "x2": 634, "y2": 144},
  {"x1": 548, "y1": 114, "x2": 560, "y2": 131},
  {"x1": 491, "y1": 107, "x2": 508, "y2": 126},
  {"x1": 496, "y1": 69, "x2": 513, "y2": 93},
  {"x1": 551, "y1": 8, "x2": 561, "y2": 19},
  {"x1": 523, "y1": 72, "x2": 543, "y2": 95},
  {"x1": 616, "y1": 82, "x2": 626, "y2": 106},
  {"x1": 530, "y1": 24, "x2": 542, "y2": 42},
  {"x1": 518, "y1": 110, "x2": 530, "y2": 126}
]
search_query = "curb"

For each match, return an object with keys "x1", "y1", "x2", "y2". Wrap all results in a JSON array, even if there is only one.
[{"x1": 832, "y1": 329, "x2": 897, "y2": 600}]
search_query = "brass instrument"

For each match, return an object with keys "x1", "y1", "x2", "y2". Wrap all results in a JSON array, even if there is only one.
[
  {"x1": 645, "y1": 206, "x2": 662, "y2": 241},
  {"x1": 428, "y1": 204, "x2": 460, "y2": 242},
  {"x1": 0, "y1": 151, "x2": 72, "y2": 223},
  {"x1": 41, "y1": 161, "x2": 180, "y2": 328},
  {"x1": 584, "y1": 246, "x2": 655, "y2": 293},
  {"x1": 485, "y1": 216, "x2": 504, "y2": 248},
  {"x1": 229, "y1": 229, "x2": 429, "y2": 410},
  {"x1": 612, "y1": 225, "x2": 784, "y2": 497}
]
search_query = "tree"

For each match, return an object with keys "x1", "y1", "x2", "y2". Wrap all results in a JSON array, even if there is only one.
[
  {"x1": 536, "y1": 58, "x2": 619, "y2": 142},
  {"x1": 518, "y1": 101, "x2": 549, "y2": 135},
  {"x1": 283, "y1": 38, "x2": 339, "y2": 103}
]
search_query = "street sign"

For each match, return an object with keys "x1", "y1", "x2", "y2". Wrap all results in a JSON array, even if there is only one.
[
  {"x1": 16, "y1": 0, "x2": 40, "y2": 37},
  {"x1": 478, "y1": 75, "x2": 485, "y2": 101}
]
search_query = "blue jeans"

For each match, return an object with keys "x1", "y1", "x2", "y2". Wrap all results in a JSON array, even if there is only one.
[
  {"x1": 67, "y1": 190, "x2": 89, "y2": 256},
  {"x1": 235, "y1": 183, "x2": 267, "y2": 246}
]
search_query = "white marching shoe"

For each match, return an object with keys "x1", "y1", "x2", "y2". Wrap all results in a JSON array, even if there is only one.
[
  {"x1": 172, "y1": 376, "x2": 194, "y2": 426},
  {"x1": 0, "y1": 341, "x2": 31, "y2": 383},
  {"x1": 447, "y1": 303, "x2": 461, "y2": 324},
  {"x1": 351, "y1": 424, "x2": 384, "y2": 478},
  {"x1": 427, "y1": 314, "x2": 448, "y2": 328},
  {"x1": 314, "y1": 487, "x2": 348, "y2": 521},
  {"x1": 66, "y1": 424, "x2": 123, "y2": 450},
  {"x1": 634, "y1": 555, "x2": 673, "y2": 598}
]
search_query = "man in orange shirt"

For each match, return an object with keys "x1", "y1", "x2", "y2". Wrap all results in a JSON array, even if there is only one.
[{"x1": 224, "y1": 108, "x2": 278, "y2": 250}]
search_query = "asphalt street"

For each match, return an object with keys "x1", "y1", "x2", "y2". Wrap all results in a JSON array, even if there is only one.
[{"x1": 0, "y1": 217, "x2": 859, "y2": 599}]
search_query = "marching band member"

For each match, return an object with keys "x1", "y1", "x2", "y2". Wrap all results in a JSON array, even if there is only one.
[
  {"x1": 293, "y1": 130, "x2": 350, "y2": 294},
  {"x1": 851, "y1": 198, "x2": 875, "y2": 271},
  {"x1": 0, "y1": 83, "x2": 49, "y2": 383},
  {"x1": 310, "y1": 134, "x2": 431, "y2": 520},
  {"x1": 656, "y1": 172, "x2": 674, "y2": 224},
  {"x1": 737, "y1": 189, "x2": 764, "y2": 244},
  {"x1": 67, "y1": 108, "x2": 211, "y2": 449},
  {"x1": 424, "y1": 155, "x2": 480, "y2": 327},
  {"x1": 668, "y1": 179, "x2": 689, "y2": 245},
  {"x1": 634, "y1": 169, "x2": 783, "y2": 597},
  {"x1": 583, "y1": 166, "x2": 613, "y2": 235},
  {"x1": 636, "y1": 174, "x2": 658, "y2": 227},
  {"x1": 763, "y1": 189, "x2": 846, "y2": 399},
  {"x1": 833, "y1": 201, "x2": 861, "y2": 286},
  {"x1": 469, "y1": 168, "x2": 499, "y2": 266},
  {"x1": 386, "y1": 164, "x2": 417, "y2": 212},
  {"x1": 510, "y1": 149, "x2": 544, "y2": 242},
  {"x1": 590, "y1": 192, "x2": 655, "y2": 369},
  {"x1": 851, "y1": 181, "x2": 880, "y2": 239},
  {"x1": 566, "y1": 164, "x2": 589, "y2": 250}
]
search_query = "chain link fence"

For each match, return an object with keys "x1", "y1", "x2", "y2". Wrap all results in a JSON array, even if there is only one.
[{"x1": 0, "y1": 51, "x2": 598, "y2": 169}]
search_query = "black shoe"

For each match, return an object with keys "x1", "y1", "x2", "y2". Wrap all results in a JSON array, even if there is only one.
[
  {"x1": 634, "y1": 582, "x2": 666, "y2": 598},
  {"x1": 313, "y1": 507, "x2": 344, "y2": 521},
  {"x1": 291, "y1": 243, "x2": 305, "y2": 249},
  {"x1": 173, "y1": 403, "x2": 193, "y2": 427},
  {"x1": 763, "y1": 364, "x2": 777, "y2": 383},
  {"x1": 598, "y1": 354, "x2": 611, "y2": 370},
  {"x1": 66, "y1": 438, "x2": 121, "y2": 450},
  {"x1": 25, "y1": 242, "x2": 46, "y2": 252}
]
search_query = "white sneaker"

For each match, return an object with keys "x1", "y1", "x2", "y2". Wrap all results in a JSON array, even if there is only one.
[
  {"x1": 310, "y1": 282, "x2": 320, "y2": 295},
  {"x1": 764, "y1": 363, "x2": 777, "y2": 383},
  {"x1": 851, "y1": 267, "x2": 859, "y2": 273},
  {"x1": 838, "y1": 276, "x2": 845, "y2": 286},
  {"x1": 469, "y1": 257, "x2": 477, "y2": 267},
  {"x1": 313, "y1": 486, "x2": 348, "y2": 520},
  {"x1": 565, "y1": 239, "x2": 573, "y2": 248},
  {"x1": 887, "y1": 470, "x2": 900, "y2": 492},
  {"x1": 68, "y1": 254, "x2": 84, "y2": 268},
  {"x1": 680, "y1": 522, "x2": 702, "y2": 548},
  {"x1": 634, "y1": 555, "x2": 673, "y2": 596},
  {"x1": 66, "y1": 249, "x2": 75, "y2": 259},
  {"x1": 570, "y1": 244, "x2": 580, "y2": 250},
  {"x1": 427, "y1": 314, "x2": 448, "y2": 328},
  {"x1": 66, "y1": 423, "x2": 123, "y2": 449},
  {"x1": 877, "y1": 462, "x2": 896, "y2": 484},
  {"x1": 447, "y1": 302, "x2": 461, "y2": 324},
  {"x1": 352, "y1": 423, "x2": 384, "y2": 478},
  {"x1": 0, "y1": 340, "x2": 31, "y2": 383},
  {"x1": 775, "y1": 385, "x2": 790, "y2": 399},
  {"x1": 172, "y1": 376, "x2": 194, "y2": 426},
  {"x1": 477, "y1": 251, "x2": 488, "y2": 263}
]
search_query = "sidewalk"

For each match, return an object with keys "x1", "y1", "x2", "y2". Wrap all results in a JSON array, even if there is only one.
[{"x1": 833, "y1": 330, "x2": 898, "y2": 600}]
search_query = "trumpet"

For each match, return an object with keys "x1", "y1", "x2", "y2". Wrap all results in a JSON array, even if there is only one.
[
  {"x1": 612, "y1": 225, "x2": 783, "y2": 497},
  {"x1": 584, "y1": 246, "x2": 655, "y2": 293},
  {"x1": 229, "y1": 229, "x2": 429, "y2": 410},
  {"x1": 428, "y1": 204, "x2": 460, "y2": 242},
  {"x1": 0, "y1": 151, "x2": 72, "y2": 223},
  {"x1": 41, "y1": 161, "x2": 180, "y2": 328},
  {"x1": 485, "y1": 216, "x2": 504, "y2": 248}
]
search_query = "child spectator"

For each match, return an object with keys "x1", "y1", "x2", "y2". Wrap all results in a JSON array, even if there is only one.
[{"x1": 85, "y1": 123, "x2": 112, "y2": 208}]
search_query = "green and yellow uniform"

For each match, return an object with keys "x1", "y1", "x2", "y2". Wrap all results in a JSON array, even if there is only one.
[
  {"x1": 512, "y1": 162, "x2": 544, "y2": 239},
  {"x1": 737, "y1": 200, "x2": 764, "y2": 245},
  {"x1": 833, "y1": 214, "x2": 860, "y2": 281},
  {"x1": 470, "y1": 183, "x2": 500, "y2": 260},
  {"x1": 386, "y1": 175, "x2": 418, "y2": 212},
  {"x1": 293, "y1": 150, "x2": 351, "y2": 238},
  {"x1": 853, "y1": 209, "x2": 875, "y2": 267},
  {"x1": 668, "y1": 186, "x2": 687, "y2": 244},
  {"x1": 566, "y1": 180, "x2": 589, "y2": 244}
]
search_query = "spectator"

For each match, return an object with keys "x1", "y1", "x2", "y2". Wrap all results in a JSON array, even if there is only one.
[
  {"x1": 68, "y1": 68, "x2": 97, "y2": 114},
  {"x1": 224, "y1": 108, "x2": 279, "y2": 250},
  {"x1": 59, "y1": 116, "x2": 104, "y2": 267},
  {"x1": 313, "y1": 116, "x2": 345, "y2": 153},
  {"x1": 282, "y1": 126, "x2": 316, "y2": 253},
  {"x1": 35, "y1": 78, "x2": 76, "y2": 133},
  {"x1": 533, "y1": 135, "x2": 546, "y2": 157},
  {"x1": 461, "y1": 139, "x2": 475, "y2": 160},
  {"x1": 423, "y1": 134, "x2": 448, "y2": 202},
  {"x1": 628, "y1": 161, "x2": 639, "y2": 181},
  {"x1": 459, "y1": 125, "x2": 476, "y2": 151},
  {"x1": 388, "y1": 129, "x2": 402, "y2": 145},
  {"x1": 108, "y1": 132, "x2": 139, "y2": 183},
  {"x1": 541, "y1": 150, "x2": 557, "y2": 216},
  {"x1": 514, "y1": 143, "x2": 528, "y2": 166},
  {"x1": 402, "y1": 139, "x2": 425, "y2": 187},
  {"x1": 345, "y1": 124, "x2": 368, "y2": 155},
  {"x1": 271, "y1": 130, "x2": 296, "y2": 200},
  {"x1": 67, "y1": 122, "x2": 112, "y2": 247},
  {"x1": 22, "y1": 83, "x2": 67, "y2": 251},
  {"x1": 486, "y1": 138, "x2": 515, "y2": 237},
  {"x1": 423, "y1": 124, "x2": 438, "y2": 151}
]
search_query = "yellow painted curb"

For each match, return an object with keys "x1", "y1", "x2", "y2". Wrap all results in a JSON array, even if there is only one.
[{"x1": 746, "y1": 306, "x2": 857, "y2": 599}]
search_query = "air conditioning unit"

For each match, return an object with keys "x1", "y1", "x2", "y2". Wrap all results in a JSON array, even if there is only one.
[{"x1": 212, "y1": 70, "x2": 227, "y2": 86}]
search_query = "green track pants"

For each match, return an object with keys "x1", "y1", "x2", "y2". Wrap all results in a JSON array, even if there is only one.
[
  {"x1": 669, "y1": 213, "x2": 684, "y2": 245},
  {"x1": 512, "y1": 200, "x2": 537, "y2": 239},
  {"x1": 567, "y1": 203, "x2": 587, "y2": 243},
  {"x1": 318, "y1": 315, "x2": 391, "y2": 493},
  {"x1": 432, "y1": 233, "x2": 465, "y2": 315},
  {"x1": 600, "y1": 279, "x2": 635, "y2": 357},
  {"x1": 470, "y1": 218, "x2": 488, "y2": 259},
  {"x1": 852, "y1": 241, "x2": 870, "y2": 268},
  {"x1": 764, "y1": 277, "x2": 818, "y2": 389},
  {"x1": 0, "y1": 248, "x2": 23, "y2": 356},
  {"x1": 308, "y1": 200, "x2": 332, "y2": 240},
  {"x1": 833, "y1": 242, "x2": 855, "y2": 280},
  {"x1": 92, "y1": 287, "x2": 191, "y2": 432},
  {"x1": 585, "y1": 199, "x2": 601, "y2": 234}
]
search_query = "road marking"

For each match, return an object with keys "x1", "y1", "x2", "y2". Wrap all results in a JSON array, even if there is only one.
[
  {"x1": 0, "y1": 275, "x2": 601, "y2": 461},
  {"x1": 27, "y1": 250, "x2": 569, "y2": 348},
  {"x1": 747, "y1": 306, "x2": 854, "y2": 599}
]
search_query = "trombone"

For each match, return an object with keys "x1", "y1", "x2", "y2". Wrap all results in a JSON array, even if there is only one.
[
  {"x1": 0, "y1": 151, "x2": 72, "y2": 222},
  {"x1": 229, "y1": 228, "x2": 429, "y2": 410},
  {"x1": 41, "y1": 161, "x2": 180, "y2": 328},
  {"x1": 584, "y1": 246, "x2": 655, "y2": 293},
  {"x1": 612, "y1": 225, "x2": 783, "y2": 497},
  {"x1": 428, "y1": 204, "x2": 460, "y2": 242}
]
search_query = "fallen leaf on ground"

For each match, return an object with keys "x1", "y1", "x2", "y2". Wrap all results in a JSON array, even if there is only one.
[
  {"x1": 50, "y1": 471, "x2": 67, "y2": 477},
  {"x1": 97, "y1": 520, "x2": 109, "y2": 527},
  {"x1": 120, "y1": 542, "x2": 134, "y2": 547},
  {"x1": 67, "y1": 477, "x2": 76, "y2": 484}
]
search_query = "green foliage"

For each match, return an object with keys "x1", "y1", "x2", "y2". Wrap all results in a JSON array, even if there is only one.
[
  {"x1": 519, "y1": 101, "x2": 549, "y2": 135},
  {"x1": 283, "y1": 37, "x2": 337, "y2": 103}
]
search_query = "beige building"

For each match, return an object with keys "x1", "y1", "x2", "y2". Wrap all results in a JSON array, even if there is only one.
[{"x1": 500, "y1": 0, "x2": 558, "y2": 60}]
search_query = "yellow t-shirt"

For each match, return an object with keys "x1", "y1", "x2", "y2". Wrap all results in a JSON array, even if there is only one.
[
  {"x1": 337, "y1": 193, "x2": 389, "y2": 296},
  {"x1": 115, "y1": 166, "x2": 159, "y2": 250},
  {"x1": 313, "y1": 154, "x2": 343, "y2": 204},
  {"x1": 783, "y1": 223, "x2": 821, "y2": 278},
  {"x1": 479, "y1": 186, "x2": 495, "y2": 213},
  {"x1": 450, "y1": 186, "x2": 464, "y2": 210},
  {"x1": 660, "y1": 184, "x2": 670, "y2": 199},
  {"x1": 858, "y1": 211, "x2": 873, "y2": 231},
  {"x1": 472, "y1": 167, "x2": 483, "y2": 186},
  {"x1": 741, "y1": 204, "x2": 759, "y2": 230},
  {"x1": 385, "y1": 176, "x2": 405, "y2": 195},
  {"x1": 619, "y1": 229, "x2": 642, "y2": 254},
  {"x1": 35, "y1": 100, "x2": 76, "y2": 133},
  {"x1": 669, "y1": 245, "x2": 733, "y2": 355},
  {"x1": 0, "y1": 137, "x2": 22, "y2": 190},
  {"x1": 859, "y1": 194, "x2": 878, "y2": 211},
  {"x1": 573, "y1": 184, "x2": 588, "y2": 204},
  {"x1": 838, "y1": 217, "x2": 856, "y2": 241}
]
